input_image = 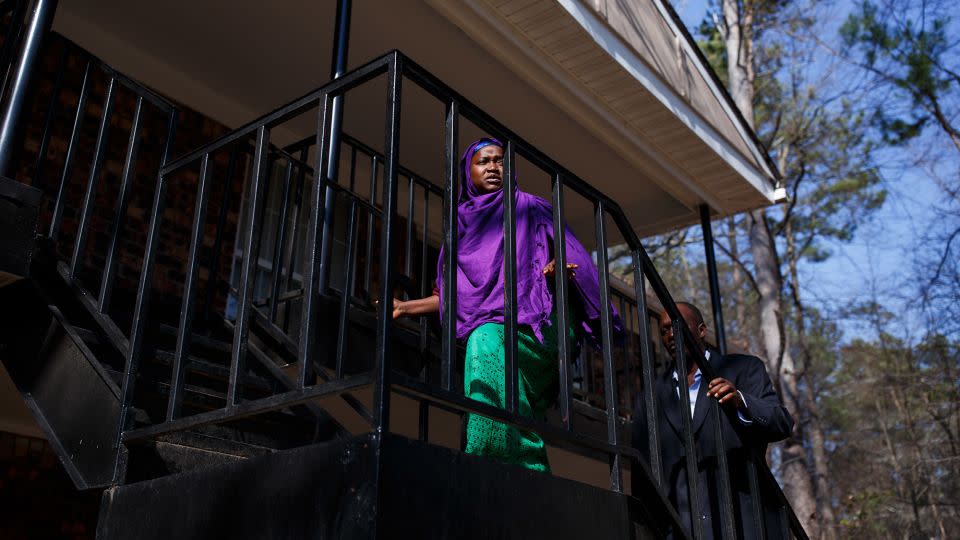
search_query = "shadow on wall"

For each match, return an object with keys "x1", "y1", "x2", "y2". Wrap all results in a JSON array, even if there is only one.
[{"x1": 0, "y1": 431, "x2": 101, "y2": 540}]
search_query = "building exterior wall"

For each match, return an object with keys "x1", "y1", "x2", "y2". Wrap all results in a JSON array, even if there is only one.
[{"x1": 13, "y1": 35, "x2": 242, "y2": 326}]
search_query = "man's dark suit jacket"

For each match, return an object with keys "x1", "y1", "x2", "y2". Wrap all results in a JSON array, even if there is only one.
[{"x1": 631, "y1": 351, "x2": 794, "y2": 540}]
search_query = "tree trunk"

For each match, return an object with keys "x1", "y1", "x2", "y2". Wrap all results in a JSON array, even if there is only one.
[
  {"x1": 747, "y1": 209, "x2": 819, "y2": 536},
  {"x1": 785, "y1": 221, "x2": 838, "y2": 540},
  {"x1": 679, "y1": 241, "x2": 695, "y2": 299},
  {"x1": 722, "y1": 0, "x2": 822, "y2": 536},
  {"x1": 722, "y1": 0, "x2": 754, "y2": 125},
  {"x1": 726, "y1": 217, "x2": 750, "y2": 350}
]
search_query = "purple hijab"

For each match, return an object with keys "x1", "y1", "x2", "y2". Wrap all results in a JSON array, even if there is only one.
[{"x1": 436, "y1": 138, "x2": 621, "y2": 348}]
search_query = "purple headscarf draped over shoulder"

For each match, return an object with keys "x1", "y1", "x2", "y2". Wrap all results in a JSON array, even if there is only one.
[{"x1": 436, "y1": 138, "x2": 622, "y2": 347}]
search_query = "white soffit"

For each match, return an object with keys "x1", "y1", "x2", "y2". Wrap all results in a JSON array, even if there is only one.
[
  {"x1": 428, "y1": 0, "x2": 779, "y2": 214},
  {"x1": 427, "y1": 0, "x2": 721, "y2": 212}
]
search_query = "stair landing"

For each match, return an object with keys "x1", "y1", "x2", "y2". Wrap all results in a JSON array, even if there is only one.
[{"x1": 96, "y1": 432, "x2": 668, "y2": 539}]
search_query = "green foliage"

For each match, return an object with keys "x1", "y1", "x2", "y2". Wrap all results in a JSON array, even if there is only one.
[
  {"x1": 751, "y1": 31, "x2": 888, "y2": 264},
  {"x1": 841, "y1": 0, "x2": 958, "y2": 146},
  {"x1": 839, "y1": 489, "x2": 898, "y2": 538},
  {"x1": 696, "y1": 18, "x2": 728, "y2": 86},
  {"x1": 873, "y1": 114, "x2": 927, "y2": 146},
  {"x1": 839, "y1": 1, "x2": 960, "y2": 342},
  {"x1": 820, "y1": 298, "x2": 960, "y2": 537}
]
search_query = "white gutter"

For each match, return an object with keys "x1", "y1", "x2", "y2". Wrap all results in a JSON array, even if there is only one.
[{"x1": 558, "y1": 0, "x2": 778, "y2": 204}]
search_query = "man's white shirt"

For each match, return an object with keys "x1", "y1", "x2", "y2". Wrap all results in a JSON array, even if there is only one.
[{"x1": 672, "y1": 350, "x2": 752, "y2": 424}]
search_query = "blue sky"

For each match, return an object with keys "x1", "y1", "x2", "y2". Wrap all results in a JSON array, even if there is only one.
[{"x1": 671, "y1": 0, "x2": 949, "y2": 342}]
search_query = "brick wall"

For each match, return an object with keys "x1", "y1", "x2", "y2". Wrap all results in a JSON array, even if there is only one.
[{"x1": 11, "y1": 34, "x2": 250, "y2": 332}]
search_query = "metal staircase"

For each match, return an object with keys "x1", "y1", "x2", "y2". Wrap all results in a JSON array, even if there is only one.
[{"x1": 0, "y1": 27, "x2": 808, "y2": 540}]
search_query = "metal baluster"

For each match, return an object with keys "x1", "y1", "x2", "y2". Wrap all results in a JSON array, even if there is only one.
[
  {"x1": 252, "y1": 154, "x2": 275, "y2": 307},
  {"x1": 118, "y1": 176, "x2": 167, "y2": 431},
  {"x1": 335, "y1": 199, "x2": 358, "y2": 378},
  {"x1": 698, "y1": 203, "x2": 740, "y2": 539},
  {"x1": 69, "y1": 76, "x2": 115, "y2": 278},
  {"x1": 281, "y1": 147, "x2": 308, "y2": 333},
  {"x1": 363, "y1": 155, "x2": 377, "y2": 296},
  {"x1": 502, "y1": 140, "x2": 518, "y2": 414},
  {"x1": 296, "y1": 95, "x2": 332, "y2": 390},
  {"x1": 672, "y1": 318, "x2": 705, "y2": 540},
  {"x1": 747, "y1": 452, "x2": 768, "y2": 540},
  {"x1": 49, "y1": 59, "x2": 91, "y2": 239},
  {"x1": 417, "y1": 185, "x2": 432, "y2": 442},
  {"x1": 551, "y1": 172, "x2": 574, "y2": 431},
  {"x1": 620, "y1": 294, "x2": 632, "y2": 419},
  {"x1": 708, "y1": 387, "x2": 738, "y2": 539},
  {"x1": 115, "y1": 109, "x2": 177, "y2": 468},
  {"x1": 99, "y1": 95, "x2": 143, "y2": 313},
  {"x1": 167, "y1": 153, "x2": 212, "y2": 420},
  {"x1": 226, "y1": 126, "x2": 270, "y2": 406},
  {"x1": 202, "y1": 143, "x2": 239, "y2": 327},
  {"x1": 268, "y1": 159, "x2": 295, "y2": 323},
  {"x1": 440, "y1": 100, "x2": 458, "y2": 392},
  {"x1": 594, "y1": 201, "x2": 622, "y2": 492},
  {"x1": 31, "y1": 45, "x2": 68, "y2": 187},
  {"x1": 633, "y1": 252, "x2": 663, "y2": 487},
  {"x1": 418, "y1": 187, "x2": 429, "y2": 353},
  {"x1": 404, "y1": 175, "x2": 414, "y2": 299},
  {"x1": 372, "y1": 52, "x2": 403, "y2": 432}
]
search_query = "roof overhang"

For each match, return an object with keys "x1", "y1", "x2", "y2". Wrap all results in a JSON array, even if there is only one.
[
  {"x1": 426, "y1": 0, "x2": 782, "y2": 221},
  {"x1": 52, "y1": 0, "x2": 780, "y2": 238}
]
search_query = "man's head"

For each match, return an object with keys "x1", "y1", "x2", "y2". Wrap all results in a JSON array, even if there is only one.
[{"x1": 658, "y1": 301, "x2": 707, "y2": 360}]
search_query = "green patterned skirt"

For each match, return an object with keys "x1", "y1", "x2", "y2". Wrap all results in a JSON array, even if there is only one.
[{"x1": 463, "y1": 314, "x2": 575, "y2": 472}]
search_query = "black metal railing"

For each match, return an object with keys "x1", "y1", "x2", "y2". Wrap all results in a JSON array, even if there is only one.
[
  {"x1": 25, "y1": 43, "x2": 807, "y2": 539},
  {"x1": 244, "y1": 131, "x2": 445, "y2": 343},
  {"x1": 36, "y1": 36, "x2": 179, "y2": 359}
]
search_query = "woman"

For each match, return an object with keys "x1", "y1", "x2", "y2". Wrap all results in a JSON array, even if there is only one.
[{"x1": 389, "y1": 138, "x2": 619, "y2": 472}]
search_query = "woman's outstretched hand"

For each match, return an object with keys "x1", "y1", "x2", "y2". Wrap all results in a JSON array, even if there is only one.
[
  {"x1": 374, "y1": 298, "x2": 406, "y2": 319},
  {"x1": 375, "y1": 294, "x2": 440, "y2": 319},
  {"x1": 542, "y1": 259, "x2": 578, "y2": 279}
]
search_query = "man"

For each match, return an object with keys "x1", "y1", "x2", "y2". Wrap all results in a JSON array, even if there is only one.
[{"x1": 631, "y1": 302, "x2": 793, "y2": 539}]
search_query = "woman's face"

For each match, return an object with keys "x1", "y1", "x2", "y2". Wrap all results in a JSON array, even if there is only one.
[{"x1": 469, "y1": 145, "x2": 504, "y2": 194}]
